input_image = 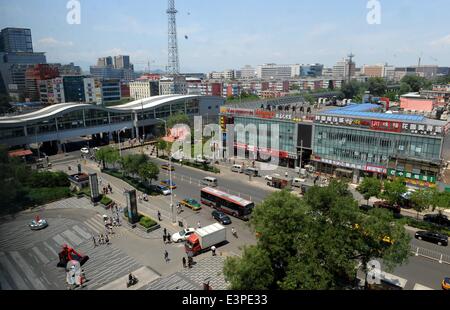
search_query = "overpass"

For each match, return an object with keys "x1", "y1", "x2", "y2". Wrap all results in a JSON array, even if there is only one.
[{"x1": 0, "y1": 94, "x2": 224, "y2": 149}]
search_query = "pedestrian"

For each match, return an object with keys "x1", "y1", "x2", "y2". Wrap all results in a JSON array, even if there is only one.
[
  {"x1": 166, "y1": 232, "x2": 171, "y2": 243},
  {"x1": 197, "y1": 221, "x2": 201, "y2": 228},
  {"x1": 182, "y1": 257, "x2": 186, "y2": 268},
  {"x1": 99, "y1": 234, "x2": 104, "y2": 245},
  {"x1": 211, "y1": 245, "x2": 216, "y2": 256},
  {"x1": 93, "y1": 236, "x2": 97, "y2": 247},
  {"x1": 99, "y1": 177, "x2": 102, "y2": 186},
  {"x1": 108, "y1": 183, "x2": 112, "y2": 193},
  {"x1": 163, "y1": 234, "x2": 167, "y2": 243},
  {"x1": 105, "y1": 234, "x2": 110, "y2": 245},
  {"x1": 163, "y1": 228, "x2": 167, "y2": 236},
  {"x1": 158, "y1": 211, "x2": 162, "y2": 221},
  {"x1": 164, "y1": 250, "x2": 169, "y2": 262}
]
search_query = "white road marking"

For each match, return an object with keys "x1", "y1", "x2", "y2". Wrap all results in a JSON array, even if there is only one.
[
  {"x1": 413, "y1": 283, "x2": 434, "y2": 290},
  {"x1": 61, "y1": 230, "x2": 83, "y2": 245},
  {"x1": 0, "y1": 252, "x2": 29, "y2": 290},
  {"x1": 31, "y1": 246, "x2": 50, "y2": 264},
  {"x1": 72, "y1": 225, "x2": 92, "y2": 239}
]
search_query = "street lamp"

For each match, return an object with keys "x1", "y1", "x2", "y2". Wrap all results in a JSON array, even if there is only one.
[
  {"x1": 118, "y1": 127, "x2": 127, "y2": 157},
  {"x1": 141, "y1": 99, "x2": 146, "y2": 145},
  {"x1": 156, "y1": 118, "x2": 176, "y2": 224}
]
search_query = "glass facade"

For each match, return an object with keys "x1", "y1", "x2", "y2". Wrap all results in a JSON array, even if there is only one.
[
  {"x1": 234, "y1": 117, "x2": 296, "y2": 155},
  {"x1": 313, "y1": 124, "x2": 442, "y2": 167}
]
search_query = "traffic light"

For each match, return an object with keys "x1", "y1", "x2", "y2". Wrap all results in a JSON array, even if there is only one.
[{"x1": 220, "y1": 116, "x2": 227, "y2": 132}]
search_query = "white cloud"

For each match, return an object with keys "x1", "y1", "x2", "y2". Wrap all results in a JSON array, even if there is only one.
[
  {"x1": 37, "y1": 37, "x2": 74, "y2": 47},
  {"x1": 430, "y1": 34, "x2": 450, "y2": 47}
]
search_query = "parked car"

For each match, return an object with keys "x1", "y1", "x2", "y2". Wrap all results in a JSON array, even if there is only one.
[
  {"x1": 423, "y1": 214, "x2": 450, "y2": 228},
  {"x1": 442, "y1": 277, "x2": 450, "y2": 290},
  {"x1": 212, "y1": 210, "x2": 232, "y2": 225},
  {"x1": 160, "y1": 179, "x2": 177, "y2": 189},
  {"x1": 374, "y1": 201, "x2": 401, "y2": 215},
  {"x1": 80, "y1": 147, "x2": 89, "y2": 154},
  {"x1": 180, "y1": 198, "x2": 202, "y2": 211},
  {"x1": 414, "y1": 231, "x2": 448, "y2": 246},
  {"x1": 155, "y1": 185, "x2": 171, "y2": 196},
  {"x1": 231, "y1": 164, "x2": 243, "y2": 173},
  {"x1": 359, "y1": 204, "x2": 375, "y2": 212},
  {"x1": 161, "y1": 164, "x2": 175, "y2": 171},
  {"x1": 172, "y1": 228, "x2": 196, "y2": 243}
]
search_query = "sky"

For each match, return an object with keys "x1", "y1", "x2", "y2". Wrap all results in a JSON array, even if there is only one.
[{"x1": 1, "y1": 0, "x2": 450, "y2": 73}]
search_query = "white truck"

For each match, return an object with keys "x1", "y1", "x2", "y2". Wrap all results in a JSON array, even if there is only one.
[{"x1": 185, "y1": 223, "x2": 227, "y2": 256}]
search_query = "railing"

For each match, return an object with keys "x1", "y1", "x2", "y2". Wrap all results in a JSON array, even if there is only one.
[{"x1": 411, "y1": 244, "x2": 450, "y2": 265}]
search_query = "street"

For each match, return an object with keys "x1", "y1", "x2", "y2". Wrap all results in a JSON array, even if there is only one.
[{"x1": 12, "y1": 148, "x2": 448, "y2": 290}]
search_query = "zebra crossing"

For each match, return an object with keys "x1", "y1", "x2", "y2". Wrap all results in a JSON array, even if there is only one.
[{"x1": 0, "y1": 213, "x2": 145, "y2": 290}]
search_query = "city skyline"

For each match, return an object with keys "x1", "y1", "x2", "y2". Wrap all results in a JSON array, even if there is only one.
[{"x1": 1, "y1": 0, "x2": 450, "y2": 72}]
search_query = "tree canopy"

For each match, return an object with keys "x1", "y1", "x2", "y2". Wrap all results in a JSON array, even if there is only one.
[
  {"x1": 96, "y1": 146, "x2": 119, "y2": 169},
  {"x1": 357, "y1": 177, "x2": 382, "y2": 204},
  {"x1": 380, "y1": 178, "x2": 407, "y2": 206},
  {"x1": 367, "y1": 77, "x2": 387, "y2": 97},
  {"x1": 224, "y1": 181, "x2": 410, "y2": 290}
]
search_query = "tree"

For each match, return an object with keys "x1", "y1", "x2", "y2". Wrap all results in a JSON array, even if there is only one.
[
  {"x1": 223, "y1": 246, "x2": 274, "y2": 290},
  {"x1": 96, "y1": 146, "x2": 119, "y2": 169},
  {"x1": 303, "y1": 93, "x2": 316, "y2": 105},
  {"x1": 399, "y1": 82, "x2": 412, "y2": 95},
  {"x1": 430, "y1": 189, "x2": 450, "y2": 213},
  {"x1": 384, "y1": 90, "x2": 399, "y2": 102},
  {"x1": 138, "y1": 161, "x2": 159, "y2": 185},
  {"x1": 400, "y1": 75, "x2": 428, "y2": 92},
  {"x1": 367, "y1": 77, "x2": 387, "y2": 97},
  {"x1": 410, "y1": 189, "x2": 432, "y2": 219},
  {"x1": 224, "y1": 182, "x2": 410, "y2": 290},
  {"x1": 357, "y1": 177, "x2": 382, "y2": 204},
  {"x1": 167, "y1": 113, "x2": 190, "y2": 129},
  {"x1": 380, "y1": 178, "x2": 407, "y2": 206},
  {"x1": 341, "y1": 80, "x2": 364, "y2": 99},
  {"x1": 121, "y1": 154, "x2": 148, "y2": 177},
  {"x1": 156, "y1": 138, "x2": 167, "y2": 157}
]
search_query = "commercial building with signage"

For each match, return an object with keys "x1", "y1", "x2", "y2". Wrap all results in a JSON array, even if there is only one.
[
  {"x1": 219, "y1": 96, "x2": 316, "y2": 168},
  {"x1": 312, "y1": 104, "x2": 449, "y2": 187}
]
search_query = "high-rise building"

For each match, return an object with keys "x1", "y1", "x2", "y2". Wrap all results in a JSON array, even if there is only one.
[
  {"x1": 0, "y1": 52, "x2": 47, "y2": 100},
  {"x1": 300, "y1": 64, "x2": 324, "y2": 77},
  {"x1": 24, "y1": 64, "x2": 59, "y2": 101},
  {"x1": 239, "y1": 65, "x2": 256, "y2": 79},
  {"x1": 114, "y1": 55, "x2": 131, "y2": 69},
  {"x1": 333, "y1": 58, "x2": 356, "y2": 80},
  {"x1": 97, "y1": 56, "x2": 113, "y2": 67},
  {"x1": 0, "y1": 28, "x2": 33, "y2": 53},
  {"x1": 159, "y1": 76, "x2": 186, "y2": 95},
  {"x1": 89, "y1": 66, "x2": 123, "y2": 80},
  {"x1": 129, "y1": 80, "x2": 160, "y2": 99},
  {"x1": 63, "y1": 76, "x2": 86, "y2": 102},
  {"x1": 99, "y1": 79, "x2": 121, "y2": 103},
  {"x1": 39, "y1": 77, "x2": 65, "y2": 105},
  {"x1": 256, "y1": 64, "x2": 296, "y2": 80},
  {"x1": 53, "y1": 62, "x2": 82, "y2": 76}
]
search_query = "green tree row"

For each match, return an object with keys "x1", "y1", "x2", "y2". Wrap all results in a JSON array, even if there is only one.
[{"x1": 224, "y1": 180, "x2": 411, "y2": 290}]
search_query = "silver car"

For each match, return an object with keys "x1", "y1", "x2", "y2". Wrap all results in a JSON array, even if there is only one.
[{"x1": 29, "y1": 218, "x2": 48, "y2": 230}]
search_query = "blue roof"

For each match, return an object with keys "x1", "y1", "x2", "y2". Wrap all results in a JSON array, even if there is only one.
[{"x1": 325, "y1": 103, "x2": 425, "y2": 122}]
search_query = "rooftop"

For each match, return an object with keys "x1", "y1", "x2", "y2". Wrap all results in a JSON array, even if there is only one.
[{"x1": 319, "y1": 103, "x2": 448, "y2": 126}]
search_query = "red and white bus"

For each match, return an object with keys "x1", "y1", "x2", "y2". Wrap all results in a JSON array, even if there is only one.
[{"x1": 200, "y1": 187, "x2": 254, "y2": 221}]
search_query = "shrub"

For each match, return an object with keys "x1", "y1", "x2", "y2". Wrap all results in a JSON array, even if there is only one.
[
  {"x1": 27, "y1": 187, "x2": 71, "y2": 206},
  {"x1": 139, "y1": 215, "x2": 157, "y2": 229},
  {"x1": 103, "y1": 169, "x2": 159, "y2": 195},
  {"x1": 100, "y1": 196, "x2": 113, "y2": 206},
  {"x1": 27, "y1": 171, "x2": 70, "y2": 188},
  {"x1": 404, "y1": 217, "x2": 450, "y2": 236}
]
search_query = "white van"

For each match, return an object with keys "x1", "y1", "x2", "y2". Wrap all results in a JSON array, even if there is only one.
[
  {"x1": 201, "y1": 176, "x2": 218, "y2": 187},
  {"x1": 231, "y1": 164, "x2": 243, "y2": 173},
  {"x1": 292, "y1": 178, "x2": 306, "y2": 188}
]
